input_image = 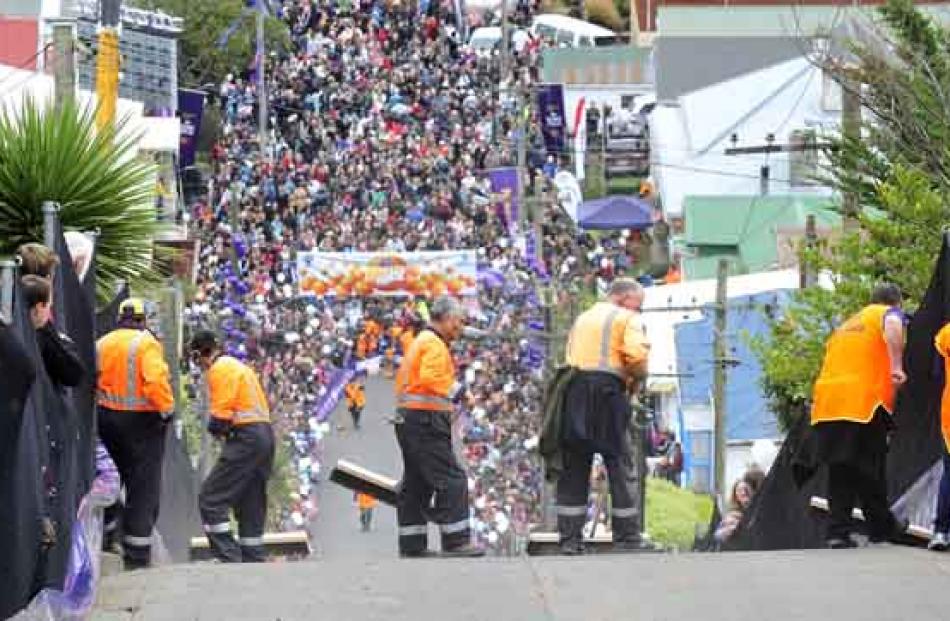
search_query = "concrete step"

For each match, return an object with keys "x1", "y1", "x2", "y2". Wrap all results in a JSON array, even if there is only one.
[{"x1": 100, "y1": 552, "x2": 123, "y2": 578}]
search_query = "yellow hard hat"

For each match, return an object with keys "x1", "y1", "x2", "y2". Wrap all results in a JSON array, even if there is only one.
[{"x1": 118, "y1": 298, "x2": 147, "y2": 320}]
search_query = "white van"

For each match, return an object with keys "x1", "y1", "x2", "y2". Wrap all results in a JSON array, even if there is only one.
[
  {"x1": 468, "y1": 26, "x2": 531, "y2": 55},
  {"x1": 530, "y1": 14, "x2": 617, "y2": 48}
]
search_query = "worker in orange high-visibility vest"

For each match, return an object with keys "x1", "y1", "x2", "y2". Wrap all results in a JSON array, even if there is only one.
[
  {"x1": 556, "y1": 278, "x2": 650, "y2": 555},
  {"x1": 399, "y1": 321, "x2": 417, "y2": 360},
  {"x1": 355, "y1": 492, "x2": 378, "y2": 532},
  {"x1": 393, "y1": 296, "x2": 483, "y2": 558},
  {"x1": 928, "y1": 323, "x2": 950, "y2": 551},
  {"x1": 345, "y1": 375, "x2": 367, "y2": 430},
  {"x1": 383, "y1": 322, "x2": 402, "y2": 378},
  {"x1": 191, "y1": 331, "x2": 275, "y2": 563},
  {"x1": 811, "y1": 283, "x2": 907, "y2": 549},
  {"x1": 96, "y1": 298, "x2": 174, "y2": 569}
]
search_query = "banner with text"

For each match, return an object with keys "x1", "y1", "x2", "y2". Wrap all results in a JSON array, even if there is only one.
[
  {"x1": 297, "y1": 251, "x2": 478, "y2": 297},
  {"x1": 488, "y1": 167, "x2": 520, "y2": 232},
  {"x1": 177, "y1": 89, "x2": 206, "y2": 169},
  {"x1": 537, "y1": 83, "x2": 566, "y2": 156}
]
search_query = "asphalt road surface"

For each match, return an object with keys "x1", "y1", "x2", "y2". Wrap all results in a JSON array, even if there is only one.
[
  {"x1": 95, "y1": 380, "x2": 950, "y2": 621},
  {"x1": 307, "y1": 375, "x2": 403, "y2": 559},
  {"x1": 97, "y1": 547, "x2": 950, "y2": 621}
]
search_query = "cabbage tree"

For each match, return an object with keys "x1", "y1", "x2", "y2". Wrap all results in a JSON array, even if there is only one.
[{"x1": 0, "y1": 97, "x2": 163, "y2": 301}]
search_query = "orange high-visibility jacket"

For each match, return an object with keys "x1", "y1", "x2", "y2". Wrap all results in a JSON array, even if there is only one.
[
  {"x1": 356, "y1": 492, "x2": 377, "y2": 510},
  {"x1": 811, "y1": 304, "x2": 897, "y2": 425},
  {"x1": 208, "y1": 355, "x2": 271, "y2": 426},
  {"x1": 345, "y1": 382, "x2": 366, "y2": 409},
  {"x1": 96, "y1": 328, "x2": 174, "y2": 413},
  {"x1": 565, "y1": 302, "x2": 650, "y2": 378},
  {"x1": 935, "y1": 323, "x2": 950, "y2": 451},
  {"x1": 395, "y1": 329, "x2": 455, "y2": 412},
  {"x1": 356, "y1": 334, "x2": 369, "y2": 359},
  {"x1": 399, "y1": 329, "x2": 415, "y2": 356}
]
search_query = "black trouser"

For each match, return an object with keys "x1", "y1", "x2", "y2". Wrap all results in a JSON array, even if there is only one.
[
  {"x1": 98, "y1": 407, "x2": 168, "y2": 568},
  {"x1": 350, "y1": 405, "x2": 363, "y2": 428},
  {"x1": 827, "y1": 460, "x2": 897, "y2": 542},
  {"x1": 360, "y1": 508, "x2": 374, "y2": 532},
  {"x1": 556, "y1": 448, "x2": 638, "y2": 545},
  {"x1": 395, "y1": 409, "x2": 470, "y2": 554},
  {"x1": 199, "y1": 423, "x2": 276, "y2": 563}
]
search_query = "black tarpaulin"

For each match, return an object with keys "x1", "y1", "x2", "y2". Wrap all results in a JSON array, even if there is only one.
[
  {"x1": 0, "y1": 306, "x2": 40, "y2": 620},
  {"x1": 727, "y1": 233, "x2": 950, "y2": 550},
  {"x1": 96, "y1": 282, "x2": 128, "y2": 339},
  {"x1": 55, "y1": 226, "x2": 98, "y2": 499},
  {"x1": 1, "y1": 281, "x2": 56, "y2": 617},
  {"x1": 156, "y1": 427, "x2": 203, "y2": 562}
]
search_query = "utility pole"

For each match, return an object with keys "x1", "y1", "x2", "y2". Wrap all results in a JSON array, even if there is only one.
[
  {"x1": 257, "y1": 0, "x2": 268, "y2": 210},
  {"x1": 712, "y1": 258, "x2": 729, "y2": 506},
  {"x1": 50, "y1": 19, "x2": 76, "y2": 112},
  {"x1": 517, "y1": 81, "x2": 529, "y2": 231},
  {"x1": 500, "y1": 0, "x2": 510, "y2": 84},
  {"x1": 799, "y1": 213, "x2": 817, "y2": 289},
  {"x1": 95, "y1": 0, "x2": 121, "y2": 132},
  {"x1": 600, "y1": 104, "x2": 608, "y2": 196},
  {"x1": 629, "y1": 0, "x2": 640, "y2": 44},
  {"x1": 841, "y1": 79, "x2": 860, "y2": 232}
]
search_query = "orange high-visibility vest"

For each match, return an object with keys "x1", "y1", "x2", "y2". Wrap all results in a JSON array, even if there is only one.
[
  {"x1": 811, "y1": 304, "x2": 896, "y2": 425},
  {"x1": 208, "y1": 356, "x2": 271, "y2": 426},
  {"x1": 935, "y1": 323, "x2": 950, "y2": 452},
  {"x1": 96, "y1": 328, "x2": 174, "y2": 413},
  {"x1": 565, "y1": 302, "x2": 649, "y2": 378},
  {"x1": 345, "y1": 382, "x2": 366, "y2": 408},
  {"x1": 399, "y1": 330, "x2": 415, "y2": 355},
  {"x1": 357, "y1": 493, "x2": 377, "y2": 510},
  {"x1": 395, "y1": 329, "x2": 455, "y2": 412}
]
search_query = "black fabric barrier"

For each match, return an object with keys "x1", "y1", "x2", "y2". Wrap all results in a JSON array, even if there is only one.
[
  {"x1": 727, "y1": 234, "x2": 950, "y2": 550},
  {"x1": 156, "y1": 426, "x2": 203, "y2": 563},
  {"x1": 0, "y1": 232, "x2": 114, "y2": 618}
]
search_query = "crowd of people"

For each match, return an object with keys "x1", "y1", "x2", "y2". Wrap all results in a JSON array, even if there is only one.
[{"x1": 180, "y1": 0, "x2": 657, "y2": 552}]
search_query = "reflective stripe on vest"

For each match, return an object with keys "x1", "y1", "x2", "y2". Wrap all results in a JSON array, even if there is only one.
[
  {"x1": 228, "y1": 367, "x2": 270, "y2": 425},
  {"x1": 233, "y1": 408, "x2": 269, "y2": 424},
  {"x1": 97, "y1": 332, "x2": 151, "y2": 410},
  {"x1": 573, "y1": 308, "x2": 625, "y2": 377},
  {"x1": 397, "y1": 393, "x2": 453, "y2": 410},
  {"x1": 597, "y1": 308, "x2": 622, "y2": 374}
]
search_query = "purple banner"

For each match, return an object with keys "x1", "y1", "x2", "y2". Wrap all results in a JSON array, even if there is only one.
[
  {"x1": 177, "y1": 89, "x2": 206, "y2": 168},
  {"x1": 537, "y1": 83, "x2": 566, "y2": 157},
  {"x1": 525, "y1": 230, "x2": 547, "y2": 277},
  {"x1": 313, "y1": 367, "x2": 356, "y2": 422},
  {"x1": 488, "y1": 167, "x2": 520, "y2": 231}
]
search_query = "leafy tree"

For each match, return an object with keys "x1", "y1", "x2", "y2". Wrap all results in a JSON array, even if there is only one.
[
  {"x1": 751, "y1": 0, "x2": 950, "y2": 429},
  {"x1": 127, "y1": 0, "x2": 289, "y2": 88},
  {"x1": 0, "y1": 98, "x2": 163, "y2": 301}
]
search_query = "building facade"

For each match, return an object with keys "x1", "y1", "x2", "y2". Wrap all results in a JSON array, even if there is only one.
[{"x1": 71, "y1": 0, "x2": 182, "y2": 114}]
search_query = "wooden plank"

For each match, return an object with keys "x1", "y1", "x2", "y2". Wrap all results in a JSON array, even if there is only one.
[
  {"x1": 329, "y1": 459, "x2": 399, "y2": 506},
  {"x1": 808, "y1": 496, "x2": 931, "y2": 541},
  {"x1": 526, "y1": 531, "x2": 662, "y2": 556},
  {"x1": 189, "y1": 530, "x2": 311, "y2": 561}
]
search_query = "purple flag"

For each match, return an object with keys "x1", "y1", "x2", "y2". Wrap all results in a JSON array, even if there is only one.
[
  {"x1": 536, "y1": 83, "x2": 566, "y2": 156},
  {"x1": 177, "y1": 89, "x2": 206, "y2": 168},
  {"x1": 488, "y1": 167, "x2": 520, "y2": 231},
  {"x1": 313, "y1": 367, "x2": 356, "y2": 422},
  {"x1": 525, "y1": 230, "x2": 547, "y2": 277}
]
